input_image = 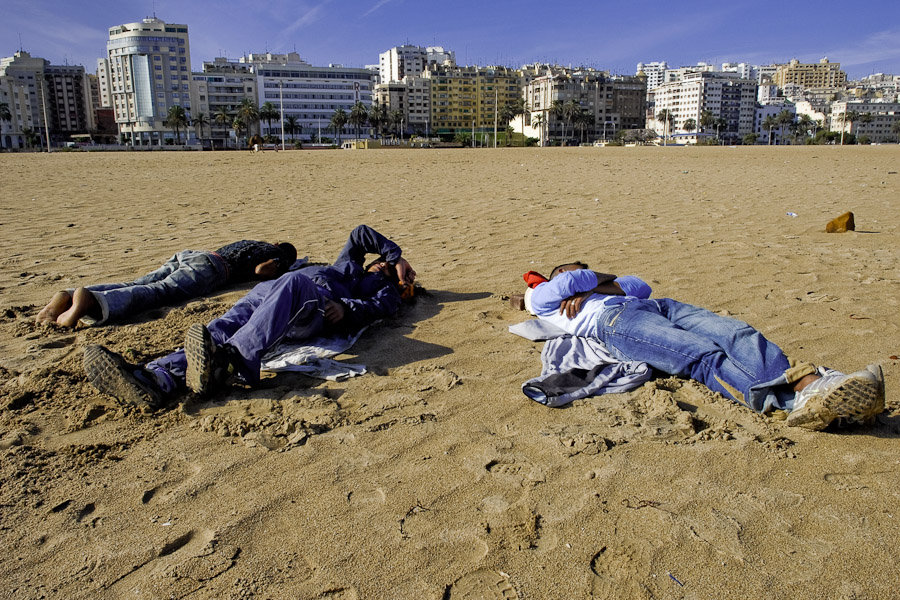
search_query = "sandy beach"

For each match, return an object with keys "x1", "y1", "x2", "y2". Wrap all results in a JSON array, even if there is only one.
[{"x1": 0, "y1": 146, "x2": 898, "y2": 599}]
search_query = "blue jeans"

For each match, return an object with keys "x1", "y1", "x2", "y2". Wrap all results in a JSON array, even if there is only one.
[
  {"x1": 597, "y1": 299, "x2": 796, "y2": 412},
  {"x1": 85, "y1": 250, "x2": 227, "y2": 324},
  {"x1": 149, "y1": 271, "x2": 326, "y2": 389}
]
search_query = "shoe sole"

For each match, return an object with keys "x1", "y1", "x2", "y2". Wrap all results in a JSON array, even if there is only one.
[
  {"x1": 787, "y1": 365, "x2": 885, "y2": 431},
  {"x1": 83, "y1": 345, "x2": 159, "y2": 409},
  {"x1": 185, "y1": 324, "x2": 215, "y2": 395}
]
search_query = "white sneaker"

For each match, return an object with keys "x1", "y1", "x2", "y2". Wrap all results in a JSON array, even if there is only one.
[{"x1": 786, "y1": 364, "x2": 885, "y2": 430}]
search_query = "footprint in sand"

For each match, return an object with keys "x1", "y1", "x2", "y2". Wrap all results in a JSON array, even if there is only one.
[
  {"x1": 445, "y1": 569, "x2": 518, "y2": 599},
  {"x1": 589, "y1": 545, "x2": 651, "y2": 599}
]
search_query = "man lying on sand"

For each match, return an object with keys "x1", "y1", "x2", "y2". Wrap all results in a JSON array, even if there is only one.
[
  {"x1": 83, "y1": 225, "x2": 415, "y2": 409},
  {"x1": 37, "y1": 239, "x2": 297, "y2": 327},
  {"x1": 525, "y1": 262, "x2": 885, "y2": 431}
]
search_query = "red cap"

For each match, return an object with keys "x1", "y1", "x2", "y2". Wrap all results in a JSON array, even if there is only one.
[{"x1": 523, "y1": 271, "x2": 548, "y2": 288}]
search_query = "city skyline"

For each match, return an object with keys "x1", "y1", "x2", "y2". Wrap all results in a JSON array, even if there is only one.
[{"x1": 3, "y1": 0, "x2": 900, "y2": 78}]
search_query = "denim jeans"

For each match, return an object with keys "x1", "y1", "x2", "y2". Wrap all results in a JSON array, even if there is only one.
[
  {"x1": 149, "y1": 271, "x2": 326, "y2": 389},
  {"x1": 597, "y1": 299, "x2": 796, "y2": 412},
  {"x1": 85, "y1": 250, "x2": 227, "y2": 324}
]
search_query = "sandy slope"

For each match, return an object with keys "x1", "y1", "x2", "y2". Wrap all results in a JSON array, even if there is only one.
[{"x1": 0, "y1": 146, "x2": 898, "y2": 599}]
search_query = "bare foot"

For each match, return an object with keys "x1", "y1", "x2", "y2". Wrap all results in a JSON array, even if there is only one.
[
  {"x1": 57, "y1": 287, "x2": 99, "y2": 328},
  {"x1": 36, "y1": 291, "x2": 72, "y2": 324}
]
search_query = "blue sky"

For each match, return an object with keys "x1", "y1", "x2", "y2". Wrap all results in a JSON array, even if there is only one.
[{"x1": 3, "y1": 0, "x2": 900, "y2": 78}]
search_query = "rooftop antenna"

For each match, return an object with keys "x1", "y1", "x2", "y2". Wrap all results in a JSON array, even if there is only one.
[{"x1": 152, "y1": 0, "x2": 157, "y2": 18}]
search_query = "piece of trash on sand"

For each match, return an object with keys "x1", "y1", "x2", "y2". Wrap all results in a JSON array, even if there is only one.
[{"x1": 786, "y1": 212, "x2": 798, "y2": 217}]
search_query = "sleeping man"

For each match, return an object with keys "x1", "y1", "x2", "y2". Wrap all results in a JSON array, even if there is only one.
[{"x1": 525, "y1": 261, "x2": 884, "y2": 431}]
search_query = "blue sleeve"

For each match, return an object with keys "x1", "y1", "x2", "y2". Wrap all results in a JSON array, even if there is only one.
[
  {"x1": 529, "y1": 270, "x2": 598, "y2": 315},
  {"x1": 333, "y1": 225, "x2": 402, "y2": 266},
  {"x1": 339, "y1": 282, "x2": 401, "y2": 328},
  {"x1": 615, "y1": 276, "x2": 651, "y2": 299}
]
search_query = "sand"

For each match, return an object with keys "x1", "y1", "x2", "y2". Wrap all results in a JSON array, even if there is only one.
[{"x1": 0, "y1": 146, "x2": 898, "y2": 599}]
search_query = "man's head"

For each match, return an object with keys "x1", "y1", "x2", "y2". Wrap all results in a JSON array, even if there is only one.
[
  {"x1": 276, "y1": 242, "x2": 297, "y2": 270},
  {"x1": 366, "y1": 257, "x2": 416, "y2": 300},
  {"x1": 549, "y1": 261, "x2": 589, "y2": 279}
]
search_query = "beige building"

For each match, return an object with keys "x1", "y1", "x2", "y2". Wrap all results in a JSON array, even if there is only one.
[
  {"x1": 523, "y1": 67, "x2": 646, "y2": 145},
  {"x1": 423, "y1": 64, "x2": 522, "y2": 138},
  {"x1": 773, "y1": 58, "x2": 847, "y2": 90},
  {"x1": 830, "y1": 100, "x2": 900, "y2": 143},
  {"x1": 373, "y1": 77, "x2": 432, "y2": 135},
  {"x1": 192, "y1": 57, "x2": 257, "y2": 147},
  {"x1": 106, "y1": 17, "x2": 192, "y2": 145}
]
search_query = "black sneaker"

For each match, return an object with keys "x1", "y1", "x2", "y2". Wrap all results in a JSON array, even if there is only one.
[
  {"x1": 185, "y1": 324, "x2": 235, "y2": 395},
  {"x1": 83, "y1": 345, "x2": 164, "y2": 409}
]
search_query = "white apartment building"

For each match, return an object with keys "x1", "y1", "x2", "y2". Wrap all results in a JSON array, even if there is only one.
[
  {"x1": 0, "y1": 51, "x2": 50, "y2": 148},
  {"x1": 721, "y1": 62, "x2": 757, "y2": 80},
  {"x1": 106, "y1": 17, "x2": 192, "y2": 145},
  {"x1": 831, "y1": 100, "x2": 900, "y2": 143},
  {"x1": 652, "y1": 71, "x2": 757, "y2": 143},
  {"x1": 96, "y1": 58, "x2": 112, "y2": 107},
  {"x1": 753, "y1": 104, "x2": 795, "y2": 145},
  {"x1": 636, "y1": 61, "x2": 667, "y2": 94},
  {"x1": 378, "y1": 45, "x2": 455, "y2": 83},
  {"x1": 249, "y1": 53, "x2": 375, "y2": 141}
]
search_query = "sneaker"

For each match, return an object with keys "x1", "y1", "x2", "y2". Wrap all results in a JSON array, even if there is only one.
[
  {"x1": 83, "y1": 345, "x2": 164, "y2": 409},
  {"x1": 786, "y1": 364, "x2": 885, "y2": 430},
  {"x1": 185, "y1": 323, "x2": 234, "y2": 395}
]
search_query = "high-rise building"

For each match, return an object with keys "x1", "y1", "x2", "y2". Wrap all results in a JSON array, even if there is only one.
[
  {"x1": 379, "y1": 45, "x2": 455, "y2": 83},
  {"x1": 773, "y1": 58, "x2": 846, "y2": 90},
  {"x1": 423, "y1": 64, "x2": 521, "y2": 138},
  {"x1": 0, "y1": 50, "x2": 51, "y2": 148},
  {"x1": 106, "y1": 17, "x2": 192, "y2": 145},
  {"x1": 636, "y1": 61, "x2": 667, "y2": 93},
  {"x1": 248, "y1": 52, "x2": 375, "y2": 142},
  {"x1": 1, "y1": 50, "x2": 93, "y2": 147},
  {"x1": 652, "y1": 71, "x2": 757, "y2": 143}
]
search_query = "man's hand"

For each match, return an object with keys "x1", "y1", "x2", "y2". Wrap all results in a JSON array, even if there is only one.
[
  {"x1": 395, "y1": 257, "x2": 416, "y2": 285},
  {"x1": 324, "y1": 300, "x2": 346, "y2": 325},
  {"x1": 559, "y1": 291, "x2": 591, "y2": 319},
  {"x1": 254, "y1": 258, "x2": 280, "y2": 279}
]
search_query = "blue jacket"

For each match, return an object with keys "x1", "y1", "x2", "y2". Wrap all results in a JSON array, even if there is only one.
[{"x1": 298, "y1": 225, "x2": 404, "y2": 330}]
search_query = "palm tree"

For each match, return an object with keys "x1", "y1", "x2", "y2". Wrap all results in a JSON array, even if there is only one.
[
  {"x1": 237, "y1": 99, "x2": 259, "y2": 138},
  {"x1": 389, "y1": 109, "x2": 404, "y2": 139},
  {"x1": 796, "y1": 114, "x2": 813, "y2": 142},
  {"x1": 164, "y1": 105, "x2": 188, "y2": 143},
  {"x1": 762, "y1": 115, "x2": 777, "y2": 145},
  {"x1": 574, "y1": 108, "x2": 593, "y2": 144},
  {"x1": 699, "y1": 110, "x2": 716, "y2": 135},
  {"x1": 532, "y1": 112, "x2": 546, "y2": 146},
  {"x1": 513, "y1": 97, "x2": 527, "y2": 142},
  {"x1": 348, "y1": 102, "x2": 368, "y2": 140},
  {"x1": 284, "y1": 115, "x2": 299, "y2": 141},
  {"x1": 776, "y1": 110, "x2": 794, "y2": 146},
  {"x1": 368, "y1": 102, "x2": 384, "y2": 139},
  {"x1": 683, "y1": 118, "x2": 696, "y2": 135},
  {"x1": 563, "y1": 99, "x2": 581, "y2": 145},
  {"x1": 330, "y1": 108, "x2": 348, "y2": 144},
  {"x1": 550, "y1": 99, "x2": 565, "y2": 142},
  {"x1": 0, "y1": 102, "x2": 11, "y2": 149},
  {"x1": 214, "y1": 106, "x2": 233, "y2": 147},
  {"x1": 497, "y1": 103, "x2": 517, "y2": 145},
  {"x1": 841, "y1": 110, "x2": 859, "y2": 146},
  {"x1": 258, "y1": 102, "x2": 279, "y2": 139},
  {"x1": 22, "y1": 127, "x2": 39, "y2": 149},
  {"x1": 192, "y1": 112, "x2": 209, "y2": 142},
  {"x1": 656, "y1": 109, "x2": 674, "y2": 145},
  {"x1": 232, "y1": 117, "x2": 246, "y2": 146}
]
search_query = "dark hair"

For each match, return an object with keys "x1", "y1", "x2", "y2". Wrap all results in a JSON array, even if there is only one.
[
  {"x1": 549, "y1": 261, "x2": 589, "y2": 279},
  {"x1": 276, "y1": 242, "x2": 297, "y2": 269},
  {"x1": 364, "y1": 256, "x2": 400, "y2": 284}
]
